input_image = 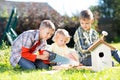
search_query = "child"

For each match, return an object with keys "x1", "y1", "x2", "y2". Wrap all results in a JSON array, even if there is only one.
[
  {"x1": 10, "y1": 20, "x2": 56, "y2": 70},
  {"x1": 74, "y1": 9, "x2": 120, "y2": 66},
  {"x1": 49, "y1": 29, "x2": 79, "y2": 66}
]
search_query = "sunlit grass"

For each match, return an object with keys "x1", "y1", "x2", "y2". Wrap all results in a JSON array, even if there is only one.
[
  {"x1": 0, "y1": 43, "x2": 120, "y2": 80},
  {"x1": 111, "y1": 42, "x2": 120, "y2": 50}
]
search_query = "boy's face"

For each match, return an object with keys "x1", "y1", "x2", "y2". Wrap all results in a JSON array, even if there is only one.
[
  {"x1": 40, "y1": 27, "x2": 54, "y2": 40},
  {"x1": 80, "y1": 19, "x2": 93, "y2": 31},
  {"x1": 56, "y1": 34, "x2": 67, "y2": 47}
]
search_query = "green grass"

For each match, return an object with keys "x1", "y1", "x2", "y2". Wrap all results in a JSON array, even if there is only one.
[
  {"x1": 111, "y1": 42, "x2": 120, "y2": 50},
  {"x1": 0, "y1": 43, "x2": 120, "y2": 80}
]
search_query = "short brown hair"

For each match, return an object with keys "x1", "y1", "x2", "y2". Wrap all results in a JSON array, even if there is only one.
[
  {"x1": 39, "y1": 20, "x2": 55, "y2": 31},
  {"x1": 79, "y1": 9, "x2": 93, "y2": 20}
]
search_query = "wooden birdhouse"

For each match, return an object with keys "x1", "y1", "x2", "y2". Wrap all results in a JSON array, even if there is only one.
[{"x1": 88, "y1": 39, "x2": 115, "y2": 71}]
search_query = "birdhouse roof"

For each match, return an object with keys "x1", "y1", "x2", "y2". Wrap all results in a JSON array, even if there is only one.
[{"x1": 88, "y1": 39, "x2": 116, "y2": 51}]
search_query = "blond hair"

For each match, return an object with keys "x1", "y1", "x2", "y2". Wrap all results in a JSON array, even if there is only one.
[
  {"x1": 52, "y1": 29, "x2": 71, "y2": 43},
  {"x1": 79, "y1": 9, "x2": 93, "y2": 20},
  {"x1": 39, "y1": 20, "x2": 55, "y2": 31}
]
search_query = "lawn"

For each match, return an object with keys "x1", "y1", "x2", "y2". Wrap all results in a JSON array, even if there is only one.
[{"x1": 0, "y1": 43, "x2": 120, "y2": 80}]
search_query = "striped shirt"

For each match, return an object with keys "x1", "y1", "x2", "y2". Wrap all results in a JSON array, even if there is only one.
[
  {"x1": 73, "y1": 27, "x2": 99, "y2": 61},
  {"x1": 10, "y1": 30, "x2": 47, "y2": 67}
]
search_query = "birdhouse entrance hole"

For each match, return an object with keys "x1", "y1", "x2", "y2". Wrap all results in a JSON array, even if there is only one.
[{"x1": 99, "y1": 52, "x2": 104, "y2": 58}]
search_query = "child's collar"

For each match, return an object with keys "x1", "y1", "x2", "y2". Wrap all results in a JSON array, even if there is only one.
[{"x1": 80, "y1": 27, "x2": 91, "y2": 32}]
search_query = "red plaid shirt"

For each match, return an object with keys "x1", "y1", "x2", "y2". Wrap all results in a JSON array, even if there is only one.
[{"x1": 10, "y1": 30, "x2": 47, "y2": 67}]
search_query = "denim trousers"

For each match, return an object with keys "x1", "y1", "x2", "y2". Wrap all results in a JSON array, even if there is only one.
[
  {"x1": 81, "y1": 55, "x2": 92, "y2": 66},
  {"x1": 111, "y1": 50, "x2": 120, "y2": 63},
  {"x1": 18, "y1": 57, "x2": 49, "y2": 70},
  {"x1": 81, "y1": 50, "x2": 120, "y2": 66}
]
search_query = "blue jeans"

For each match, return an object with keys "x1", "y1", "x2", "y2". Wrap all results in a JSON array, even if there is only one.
[
  {"x1": 18, "y1": 57, "x2": 49, "y2": 70},
  {"x1": 111, "y1": 50, "x2": 120, "y2": 63},
  {"x1": 81, "y1": 55, "x2": 92, "y2": 66}
]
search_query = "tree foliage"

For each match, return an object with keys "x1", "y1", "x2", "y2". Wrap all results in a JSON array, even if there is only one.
[
  {"x1": 98, "y1": 0, "x2": 120, "y2": 18},
  {"x1": 91, "y1": 0, "x2": 120, "y2": 42}
]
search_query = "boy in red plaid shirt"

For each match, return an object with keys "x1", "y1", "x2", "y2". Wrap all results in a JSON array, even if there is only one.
[{"x1": 10, "y1": 20, "x2": 56, "y2": 70}]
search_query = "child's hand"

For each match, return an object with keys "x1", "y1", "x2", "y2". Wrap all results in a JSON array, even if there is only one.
[
  {"x1": 82, "y1": 50, "x2": 89, "y2": 53},
  {"x1": 66, "y1": 54, "x2": 77, "y2": 61},
  {"x1": 36, "y1": 51, "x2": 49, "y2": 60}
]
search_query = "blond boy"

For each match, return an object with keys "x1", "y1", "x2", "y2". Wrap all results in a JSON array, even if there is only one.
[{"x1": 10, "y1": 20, "x2": 55, "y2": 69}]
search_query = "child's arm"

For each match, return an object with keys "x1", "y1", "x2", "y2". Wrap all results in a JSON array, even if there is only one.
[
  {"x1": 38, "y1": 50, "x2": 50, "y2": 64},
  {"x1": 64, "y1": 53, "x2": 80, "y2": 66},
  {"x1": 36, "y1": 50, "x2": 49, "y2": 60},
  {"x1": 67, "y1": 53, "x2": 78, "y2": 61},
  {"x1": 73, "y1": 30, "x2": 88, "y2": 54},
  {"x1": 38, "y1": 50, "x2": 56, "y2": 64},
  {"x1": 64, "y1": 49, "x2": 80, "y2": 62}
]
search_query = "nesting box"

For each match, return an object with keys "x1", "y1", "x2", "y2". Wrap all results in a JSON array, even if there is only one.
[{"x1": 88, "y1": 39, "x2": 115, "y2": 71}]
